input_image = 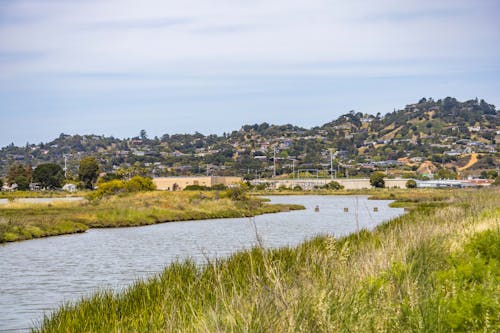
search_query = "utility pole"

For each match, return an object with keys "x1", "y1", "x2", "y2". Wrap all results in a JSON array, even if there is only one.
[
  {"x1": 63, "y1": 154, "x2": 70, "y2": 178},
  {"x1": 206, "y1": 164, "x2": 209, "y2": 176},
  {"x1": 292, "y1": 159, "x2": 295, "y2": 179},
  {"x1": 329, "y1": 149, "x2": 334, "y2": 180},
  {"x1": 273, "y1": 147, "x2": 277, "y2": 178}
]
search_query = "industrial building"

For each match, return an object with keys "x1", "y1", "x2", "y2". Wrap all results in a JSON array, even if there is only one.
[{"x1": 153, "y1": 176, "x2": 242, "y2": 191}]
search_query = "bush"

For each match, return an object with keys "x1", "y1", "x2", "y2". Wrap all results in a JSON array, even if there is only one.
[
  {"x1": 126, "y1": 176, "x2": 156, "y2": 192},
  {"x1": 278, "y1": 185, "x2": 288, "y2": 191},
  {"x1": 370, "y1": 172, "x2": 385, "y2": 188},
  {"x1": 406, "y1": 179, "x2": 417, "y2": 188},
  {"x1": 212, "y1": 184, "x2": 228, "y2": 191},
  {"x1": 184, "y1": 185, "x2": 211, "y2": 191},
  {"x1": 436, "y1": 168, "x2": 457, "y2": 180},
  {"x1": 89, "y1": 176, "x2": 155, "y2": 200},
  {"x1": 402, "y1": 172, "x2": 416, "y2": 179},
  {"x1": 323, "y1": 181, "x2": 344, "y2": 190},
  {"x1": 221, "y1": 187, "x2": 247, "y2": 201}
]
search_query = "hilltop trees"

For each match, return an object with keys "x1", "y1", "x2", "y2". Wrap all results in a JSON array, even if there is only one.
[
  {"x1": 79, "y1": 157, "x2": 100, "y2": 189},
  {"x1": 33, "y1": 163, "x2": 65, "y2": 189}
]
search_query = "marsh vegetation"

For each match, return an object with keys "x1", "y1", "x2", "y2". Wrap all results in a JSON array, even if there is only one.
[
  {"x1": 0, "y1": 190, "x2": 303, "y2": 243},
  {"x1": 35, "y1": 188, "x2": 499, "y2": 332}
]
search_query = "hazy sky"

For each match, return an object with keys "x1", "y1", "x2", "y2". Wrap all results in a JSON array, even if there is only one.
[{"x1": 1, "y1": 0, "x2": 499, "y2": 146}]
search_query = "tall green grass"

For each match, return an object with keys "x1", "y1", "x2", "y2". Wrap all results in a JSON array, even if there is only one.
[{"x1": 35, "y1": 188, "x2": 499, "y2": 332}]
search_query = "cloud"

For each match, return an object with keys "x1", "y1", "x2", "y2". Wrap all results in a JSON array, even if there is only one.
[
  {"x1": 1, "y1": 0, "x2": 498, "y2": 78},
  {"x1": 0, "y1": 0, "x2": 499, "y2": 145}
]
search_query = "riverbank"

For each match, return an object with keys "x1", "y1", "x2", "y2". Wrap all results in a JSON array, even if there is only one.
[
  {"x1": 35, "y1": 187, "x2": 499, "y2": 332},
  {"x1": 0, "y1": 191, "x2": 304, "y2": 243}
]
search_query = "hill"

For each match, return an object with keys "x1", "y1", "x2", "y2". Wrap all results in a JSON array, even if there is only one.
[{"x1": 1, "y1": 97, "x2": 498, "y2": 180}]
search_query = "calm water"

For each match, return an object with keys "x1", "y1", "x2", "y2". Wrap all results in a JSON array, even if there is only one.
[{"x1": 0, "y1": 195, "x2": 403, "y2": 331}]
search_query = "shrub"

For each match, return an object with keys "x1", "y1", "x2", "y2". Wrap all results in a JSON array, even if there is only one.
[
  {"x1": 323, "y1": 181, "x2": 344, "y2": 190},
  {"x1": 221, "y1": 187, "x2": 247, "y2": 201},
  {"x1": 211, "y1": 184, "x2": 228, "y2": 191},
  {"x1": 278, "y1": 185, "x2": 288, "y2": 191},
  {"x1": 184, "y1": 185, "x2": 211, "y2": 191},
  {"x1": 370, "y1": 172, "x2": 385, "y2": 188},
  {"x1": 126, "y1": 176, "x2": 156, "y2": 192},
  {"x1": 89, "y1": 176, "x2": 155, "y2": 200},
  {"x1": 406, "y1": 179, "x2": 417, "y2": 188}
]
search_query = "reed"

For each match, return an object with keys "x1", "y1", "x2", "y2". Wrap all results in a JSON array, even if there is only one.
[{"x1": 35, "y1": 188, "x2": 499, "y2": 332}]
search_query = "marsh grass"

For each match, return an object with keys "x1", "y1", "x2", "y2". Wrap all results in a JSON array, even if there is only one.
[
  {"x1": 0, "y1": 191, "x2": 303, "y2": 242},
  {"x1": 35, "y1": 188, "x2": 499, "y2": 332},
  {"x1": 0, "y1": 190, "x2": 85, "y2": 199}
]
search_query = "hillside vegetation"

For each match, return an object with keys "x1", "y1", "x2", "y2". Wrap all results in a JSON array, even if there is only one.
[
  {"x1": 1, "y1": 97, "x2": 497, "y2": 179},
  {"x1": 36, "y1": 188, "x2": 499, "y2": 332}
]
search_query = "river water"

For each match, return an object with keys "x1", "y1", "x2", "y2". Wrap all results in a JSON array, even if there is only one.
[{"x1": 0, "y1": 195, "x2": 403, "y2": 331}]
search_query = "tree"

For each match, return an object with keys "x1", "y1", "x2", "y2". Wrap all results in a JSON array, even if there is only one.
[
  {"x1": 406, "y1": 179, "x2": 417, "y2": 188},
  {"x1": 78, "y1": 157, "x2": 100, "y2": 189},
  {"x1": 0, "y1": 178, "x2": 3, "y2": 189},
  {"x1": 7, "y1": 163, "x2": 32, "y2": 185},
  {"x1": 140, "y1": 129, "x2": 148, "y2": 140},
  {"x1": 33, "y1": 163, "x2": 65, "y2": 189},
  {"x1": 14, "y1": 175, "x2": 30, "y2": 190},
  {"x1": 436, "y1": 168, "x2": 457, "y2": 180},
  {"x1": 370, "y1": 172, "x2": 385, "y2": 188}
]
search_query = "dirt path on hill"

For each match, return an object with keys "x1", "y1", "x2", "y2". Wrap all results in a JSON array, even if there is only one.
[{"x1": 457, "y1": 153, "x2": 478, "y2": 171}]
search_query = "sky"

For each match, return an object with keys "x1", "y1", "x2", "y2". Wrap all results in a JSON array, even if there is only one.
[{"x1": 0, "y1": 0, "x2": 499, "y2": 146}]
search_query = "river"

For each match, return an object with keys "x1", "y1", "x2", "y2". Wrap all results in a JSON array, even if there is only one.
[{"x1": 0, "y1": 195, "x2": 403, "y2": 331}]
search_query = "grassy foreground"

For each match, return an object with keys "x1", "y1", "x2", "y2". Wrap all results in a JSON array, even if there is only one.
[
  {"x1": 36, "y1": 188, "x2": 499, "y2": 332},
  {"x1": 0, "y1": 191, "x2": 303, "y2": 243}
]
